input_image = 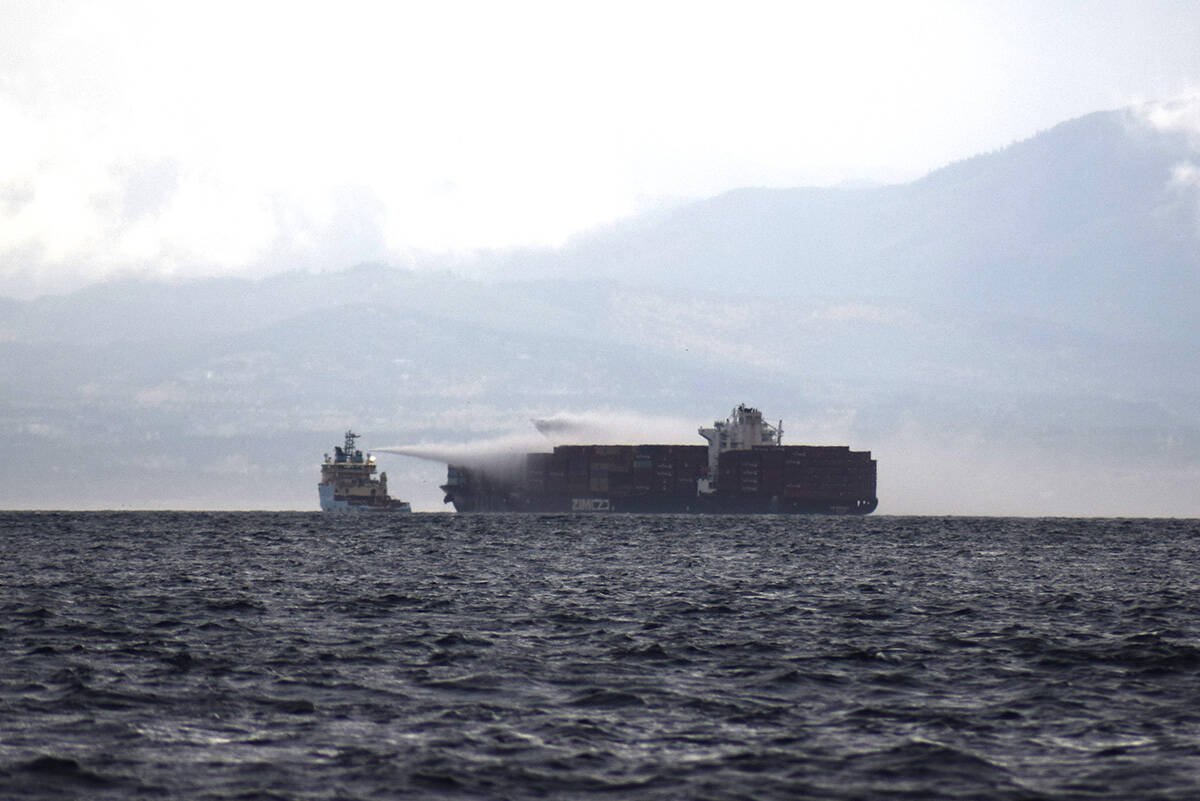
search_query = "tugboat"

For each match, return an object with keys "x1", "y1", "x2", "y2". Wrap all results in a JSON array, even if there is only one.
[{"x1": 319, "y1": 431, "x2": 411, "y2": 512}]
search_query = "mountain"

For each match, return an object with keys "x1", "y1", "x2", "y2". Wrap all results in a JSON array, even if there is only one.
[
  {"x1": 1, "y1": 105, "x2": 1198, "y2": 515},
  {"x1": 543, "y1": 109, "x2": 1200, "y2": 339}
]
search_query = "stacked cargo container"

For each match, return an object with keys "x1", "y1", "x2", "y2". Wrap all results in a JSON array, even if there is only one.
[
  {"x1": 532, "y1": 444, "x2": 711, "y2": 502},
  {"x1": 439, "y1": 406, "x2": 877, "y2": 514},
  {"x1": 711, "y1": 445, "x2": 875, "y2": 509},
  {"x1": 443, "y1": 442, "x2": 875, "y2": 513}
]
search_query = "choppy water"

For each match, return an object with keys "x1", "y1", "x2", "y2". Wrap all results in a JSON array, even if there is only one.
[{"x1": 2, "y1": 512, "x2": 1199, "y2": 800}]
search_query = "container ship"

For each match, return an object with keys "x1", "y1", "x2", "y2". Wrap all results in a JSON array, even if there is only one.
[
  {"x1": 319, "y1": 431, "x2": 411, "y2": 512},
  {"x1": 440, "y1": 405, "x2": 877, "y2": 514}
]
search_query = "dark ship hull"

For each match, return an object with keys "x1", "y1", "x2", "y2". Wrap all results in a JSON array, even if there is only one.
[{"x1": 441, "y1": 442, "x2": 877, "y2": 515}]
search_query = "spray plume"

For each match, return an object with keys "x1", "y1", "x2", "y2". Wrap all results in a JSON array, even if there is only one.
[{"x1": 375, "y1": 409, "x2": 696, "y2": 471}]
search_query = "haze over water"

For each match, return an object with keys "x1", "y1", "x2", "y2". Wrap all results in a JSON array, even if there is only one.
[{"x1": 4, "y1": 511, "x2": 1199, "y2": 799}]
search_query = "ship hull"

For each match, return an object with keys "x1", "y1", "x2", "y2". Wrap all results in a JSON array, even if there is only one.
[
  {"x1": 318, "y1": 477, "x2": 411, "y2": 513},
  {"x1": 441, "y1": 491, "x2": 877, "y2": 515}
]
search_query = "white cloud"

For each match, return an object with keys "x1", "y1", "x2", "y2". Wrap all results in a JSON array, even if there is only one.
[
  {"x1": 811, "y1": 304, "x2": 899, "y2": 323},
  {"x1": 1169, "y1": 161, "x2": 1200, "y2": 189},
  {"x1": 1141, "y1": 95, "x2": 1200, "y2": 138},
  {"x1": 4, "y1": 1, "x2": 1200, "y2": 294},
  {"x1": 1166, "y1": 160, "x2": 1200, "y2": 232}
]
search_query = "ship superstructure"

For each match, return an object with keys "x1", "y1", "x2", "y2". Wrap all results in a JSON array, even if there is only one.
[
  {"x1": 698, "y1": 403, "x2": 782, "y2": 494},
  {"x1": 319, "y1": 430, "x2": 411, "y2": 512},
  {"x1": 440, "y1": 405, "x2": 877, "y2": 514}
]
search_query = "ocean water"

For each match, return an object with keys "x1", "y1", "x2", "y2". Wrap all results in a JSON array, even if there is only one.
[{"x1": 1, "y1": 513, "x2": 1199, "y2": 800}]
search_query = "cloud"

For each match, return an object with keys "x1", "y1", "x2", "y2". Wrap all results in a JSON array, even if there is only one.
[
  {"x1": 1169, "y1": 161, "x2": 1200, "y2": 189},
  {"x1": 1141, "y1": 95, "x2": 1200, "y2": 136},
  {"x1": 1135, "y1": 95, "x2": 1200, "y2": 157},
  {"x1": 6, "y1": 3, "x2": 1200, "y2": 296},
  {"x1": 810, "y1": 303, "x2": 904, "y2": 323},
  {"x1": 1166, "y1": 160, "x2": 1200, "y2": 232},
  {"x1": 109, "y1": 159, "x2": 181, "y2": 222},
  {"x1": 1128, "y1": 97, "x2": 1200, "y2": 228}
]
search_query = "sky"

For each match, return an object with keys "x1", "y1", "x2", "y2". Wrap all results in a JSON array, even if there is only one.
[{"x1": 3, "y1": 0, "x2": 1200, "y2": 296}]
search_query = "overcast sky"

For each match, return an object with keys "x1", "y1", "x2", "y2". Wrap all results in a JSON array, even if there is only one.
[{"x1": 3, "y1": 0, "x2": 1200, "y2": 295}]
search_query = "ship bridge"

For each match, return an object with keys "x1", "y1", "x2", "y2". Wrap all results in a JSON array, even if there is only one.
[{"x1": 698, "y1": 405, "x2": 782, "y2": 493}]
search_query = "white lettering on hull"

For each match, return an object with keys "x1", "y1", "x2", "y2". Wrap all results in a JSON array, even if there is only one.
[{"x1": 571, "y1": 498, "x2": 612, "y2": 512}]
